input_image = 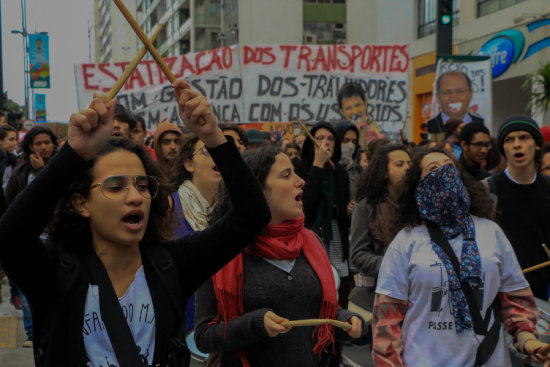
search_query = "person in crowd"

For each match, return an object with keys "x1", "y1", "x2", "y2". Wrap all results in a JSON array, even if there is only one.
[
  {"x1": 358, "y1": 149, "x2": 368, "y2": 171},
  {"x1": 484, "y1": 115, "x2": 550, "y2": 300},
  {"x1": 349, "y1": 144, "x2": 411, "y2": 317},
  {"x1": 0, "y1": 82, "x2": 270, "y2": 366},
  {"x1": 337, "y1": 83, "x2": 383, "y2": 147},
  {"x1": 195, "y1": 145, "x2": 365, "y2": 366},
  {"x1": 5, "y1": 125, "x2": 58, "y2": 347},
  {"x1": 365, "y1": 138, "x2": 390, "y2": 165},
  {"x1": 131, "y1": 114, "x2": 156, "y2": 160},
  {"x1": 373, "y1": 147, "x2": 550, "y2": 366},
  {"x1": 154, "y1": 120, "x2": 182, "y2": 177},
  {"x1": 444, "y1": 118, "x2": 465, "y2": 158},
  {"x1": 0, "y1": 124, "x2": 18, "y2": 216},
  {"x1": 283, "y1": 141, "x2": 300, "y2": 161},
  {"x1": 292, "y1": 122, "x2": 352, "y2": 308},
  {"x1": 168, "y1": 133, "x2": 224, "y2": 335},
  {"x1": 458, "y1": 122, "x2": 491, "y2": 180},
  {"x1": 484, "y1": 137, "x2": 506, "y2": 175},
  {"x1": 245, "y1": 128, "x2": 268, "y2": 150},
  {"x1": 293, "y1": 133, "x2": 306, "y2": 150},
  {"x1": 335, "y1": 120, "x2": 362, "y2": 199},
  {"x1": 220, "y1": 123, "x2": 247, "y2": 153},
  {"x1": 540, "y1": 142, "x2": 550, "y2": 176},
  {"x1": 427, "y1": 70, "x2": 484, "y2": 140},
  {"x1": 111, "y1": 104, "x2": 136, "y2": 138}
]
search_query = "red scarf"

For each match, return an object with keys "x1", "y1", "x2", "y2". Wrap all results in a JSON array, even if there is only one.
[{"x1": 209, "y1": 215, "x2": 338, "y2": 366}]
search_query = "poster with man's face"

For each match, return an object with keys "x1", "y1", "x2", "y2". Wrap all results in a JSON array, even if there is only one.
[{"x1": 432, "y1": 58, "x2": 492, "y2": 131}]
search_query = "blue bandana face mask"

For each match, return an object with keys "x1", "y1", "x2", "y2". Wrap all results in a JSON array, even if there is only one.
[{"x1": 415, "y1": 164, "x2": 481, "y2": 333}]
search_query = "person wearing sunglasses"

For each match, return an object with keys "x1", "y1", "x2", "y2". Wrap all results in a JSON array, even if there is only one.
[
  {"x1": 458, "y1": 122, "x2": 492, "y2": 180},
  {"x1": 0, "y1": 80, "x2": 270, "y2": 367}
]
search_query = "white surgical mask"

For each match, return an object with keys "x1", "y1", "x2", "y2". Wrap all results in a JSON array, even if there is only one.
[{"x1": 339, "y1": 142, "x2": 356, "y2": 169}]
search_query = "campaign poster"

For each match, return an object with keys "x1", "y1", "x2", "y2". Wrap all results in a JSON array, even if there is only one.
[
  {"x1": 29, "y1": 34, "x2": 51, "y2": 88},
  {"x1": 34, "y1": 93, "x2": 46, "y2": 122}
]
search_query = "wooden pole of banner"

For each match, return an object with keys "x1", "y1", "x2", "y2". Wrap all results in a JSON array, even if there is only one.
[
  {"x1": 295, "y1": 117, "x2": 335, "y2": 169},
  {"x1": 523, "y1": 260, "x2": 550, "y2": 274},
  {"x1": 112, "y1": 0, "x2": 206, "y2": 125},
  {"x1": 281, "y1": 318, "x2": 352, "y2": 330},
  {"x1": 107, "y1": 23, "x2": 163, "y2": 100}
]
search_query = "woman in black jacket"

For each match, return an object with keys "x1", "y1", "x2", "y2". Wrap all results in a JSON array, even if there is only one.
[
  {"x1": 292, "y1": 122, "x2": 351, "y2": 308},
  {"x1": 0, "y1": 81, "x2": 270, "y2": 367}
]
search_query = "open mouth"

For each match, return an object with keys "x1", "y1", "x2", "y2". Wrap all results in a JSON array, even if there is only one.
[
  {"x1": 122, "y1": 213, "x2": 143, "y2": 226},
  {"x1": 213, "y1": 165, "x2": 219, "y2": 172},
  {"x1": 295, "y1": 192, "x2": 303, "y2": 203},
  {"x1": 514, "y1": 152, "x2": 525, "y2": 159}
]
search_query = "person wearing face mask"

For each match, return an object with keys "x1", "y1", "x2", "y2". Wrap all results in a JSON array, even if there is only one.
[
  {"x1": 372, "y1": 148, "x2": 550, "y2": 367},
  {"x1": 334, "y1": 121, "x2": 362, "y2": 199}
]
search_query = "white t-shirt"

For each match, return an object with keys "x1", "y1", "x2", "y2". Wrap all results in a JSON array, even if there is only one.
[
  {"x1": 83, "y1": 266, "x2": 156, "y2": 367},
  {"x1": 376, "y1": 217, "x2": 528, "y2": 367}
]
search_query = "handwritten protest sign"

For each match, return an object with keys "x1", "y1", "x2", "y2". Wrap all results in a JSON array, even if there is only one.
[{"x1": 75, "y1": 44, "x2": 408, "y2": 139}]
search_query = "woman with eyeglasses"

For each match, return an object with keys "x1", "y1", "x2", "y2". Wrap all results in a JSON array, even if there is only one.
[
  {"x1": 0, "y1": 81, "x2": 270, "y2": 367},
  {"x1": 195, "y1": 145, "x2": 365, "y2": 367},
  {"x1": 292, "y1": 122, "x2": 352, "y2": 309},
  {"x1": 372, "y1": 148, "x2": 550, "y2": 366}
]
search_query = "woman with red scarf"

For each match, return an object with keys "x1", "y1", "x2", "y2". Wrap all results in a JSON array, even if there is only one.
[{"x1": 194, "y1": 145, "x2": 365, "y2": 366}]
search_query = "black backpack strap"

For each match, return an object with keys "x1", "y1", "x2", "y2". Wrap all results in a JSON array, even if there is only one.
[
  {"x1": 425, "y1": 220, "x2": 502, "y2": 367},
  {"x1": 85, "y1": 252, "x2": 146, "y2": 367},
  {"x1": 145, "y1": 245, "x2": 190, "y2": 367}
]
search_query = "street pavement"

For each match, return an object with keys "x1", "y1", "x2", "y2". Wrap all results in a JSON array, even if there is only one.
[{"x1": 0, "y1": 281, "x2": 373, "y2": 367}]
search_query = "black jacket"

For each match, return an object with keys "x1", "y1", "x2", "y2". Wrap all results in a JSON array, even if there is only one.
[
  {"x1": 0, "y1": 141, "x2": 270, "y2": 367},
  {"x1": 293, "y1": 122, "x2": 350, "y2": 261},
  {"x1": 459, "y1": 153, "x2": 490, "y2": 181}
]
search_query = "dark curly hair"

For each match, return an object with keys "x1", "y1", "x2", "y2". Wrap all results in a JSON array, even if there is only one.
[
  {"x1": 47, "y1": 138, "x2": 172, "y2": 249},
  {"x1": 355, "y1": 143, "x2": 410, "y2": 202},
  {"x1": 209, "y1": 145, "x2": 280, "y2": 226},
  {"x1": 21, "y1": 125, "x2": 59, "y2": 160},
  {"x1": 169, "y1": 134, "x2": 200, "y2": 189},
  {"x1": 397, "y1": 148, "x2": 494, "y2": 230}
]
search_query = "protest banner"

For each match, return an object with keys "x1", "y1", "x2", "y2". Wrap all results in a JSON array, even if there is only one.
[{"x1": 75, "y1": 44, "x2": 409, "y2": 139}]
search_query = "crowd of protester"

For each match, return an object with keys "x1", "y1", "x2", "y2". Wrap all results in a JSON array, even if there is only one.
[{"x1": 0, "y1": 75, "x2": 549, "y2": 367}]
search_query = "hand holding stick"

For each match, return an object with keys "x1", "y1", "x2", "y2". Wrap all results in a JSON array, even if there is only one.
[
  {"x1": 106, "y1": 23, "x2": 163, "y2": 100},
  {"x1": 295, "y1": 117, "x2": 335, "y2": 169},
  {"x1": 113, "y1": 0, "x2": 206, "y2": 125}
]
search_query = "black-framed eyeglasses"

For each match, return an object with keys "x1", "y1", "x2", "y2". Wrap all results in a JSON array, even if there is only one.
[
  {"x1": 193, "y1": 145, "x2": 210, "y2": 157},
  {"x1": 469, "y1": 142, "x2": 492, "y2": 149},
  {"x1": 88, "y1": 175, "x2": 159, "y2": 200}
]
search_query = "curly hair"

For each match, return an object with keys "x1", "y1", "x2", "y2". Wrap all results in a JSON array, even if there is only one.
[
  {"x1": 21, "y1": 125, "x2": 59, "y2": 160},
  {"x1": 209, "y1": 145, "x2": 280, "y2": 225},
  {"x1": 397, "y1": 148, "x2": 495, "y2": 230},
  {"x1": 168, "y1": 134, "x2": 200, "y2": 189},
  {"x1": 355, "y1": 143, "x2": 410, "y2": 202},
  {"x1": 47, "y1": 138, "x2": 172, "y2": 249}
]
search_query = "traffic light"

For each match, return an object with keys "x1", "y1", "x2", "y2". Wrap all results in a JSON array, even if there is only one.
[{"x1": 437, "y1": 0, "x2": 453, "y2": 55}]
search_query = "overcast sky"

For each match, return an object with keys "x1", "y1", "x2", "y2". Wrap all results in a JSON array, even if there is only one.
[{"x1": 2, "y1": 0, "x2": 93, "y2": 122}]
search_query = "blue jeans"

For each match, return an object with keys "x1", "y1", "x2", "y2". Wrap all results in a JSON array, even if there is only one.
[{"x1": 19, "y1": 291, "x2": 32, "y2": 338}]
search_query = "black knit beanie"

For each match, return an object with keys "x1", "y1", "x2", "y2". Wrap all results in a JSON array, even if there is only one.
[{"x1": 497, "y1": 114, "x2": 543, "y2": 154}]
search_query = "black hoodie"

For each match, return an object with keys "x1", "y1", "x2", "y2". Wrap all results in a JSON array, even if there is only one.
[{"x1": 292, "y1": 122, "x2": 351, "y2": 261}]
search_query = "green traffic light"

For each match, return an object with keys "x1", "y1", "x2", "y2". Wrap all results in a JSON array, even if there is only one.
[{"x1": 441, "y1": 14, "x2": 452, "y2": 25}]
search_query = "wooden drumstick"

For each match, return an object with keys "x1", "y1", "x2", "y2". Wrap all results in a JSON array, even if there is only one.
[
  {"x1": 107, "y1": 23, "x2": 163, "y2": 100},
  {"x1": 295, "y1": 117, "x2": 335, "y2": 169},
  {"x1": 523, "y1": 260, "x2": 550, "y2": 274},
  {"x1": 281, "y1": 318, "x2": 352, "y2": 330},
  {"x1": 113, "y1": 0, "x2": 207, "y2": 125}
]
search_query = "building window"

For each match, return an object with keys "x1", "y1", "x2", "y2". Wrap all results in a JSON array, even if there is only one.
[
  {"x1": 304, "y1": 0, "x2": 345, "y2": 3},
  {"x1": 478, "y1": 0, "x2": 527, "y2": 17},
  {"x1": 303, "y1": 22, "x2": 346, "y2": 44},
  {"x1": 417, "y1": 0, "x2": 459, "y2": 39}
]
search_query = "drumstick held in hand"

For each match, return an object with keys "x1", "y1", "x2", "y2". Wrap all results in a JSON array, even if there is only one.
[
  {"x1": 107, "y1": 23, "x2": 163, "y2": 100},
  {"x1": 113, "y1": 0, "x2": 207, "y2": 125},
  {"x1": 295, "y1": 117, "x2": 335, "y2": 169},
  {"x1": 281, "y1": 318, "x2": 352, "y2": 330}
]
